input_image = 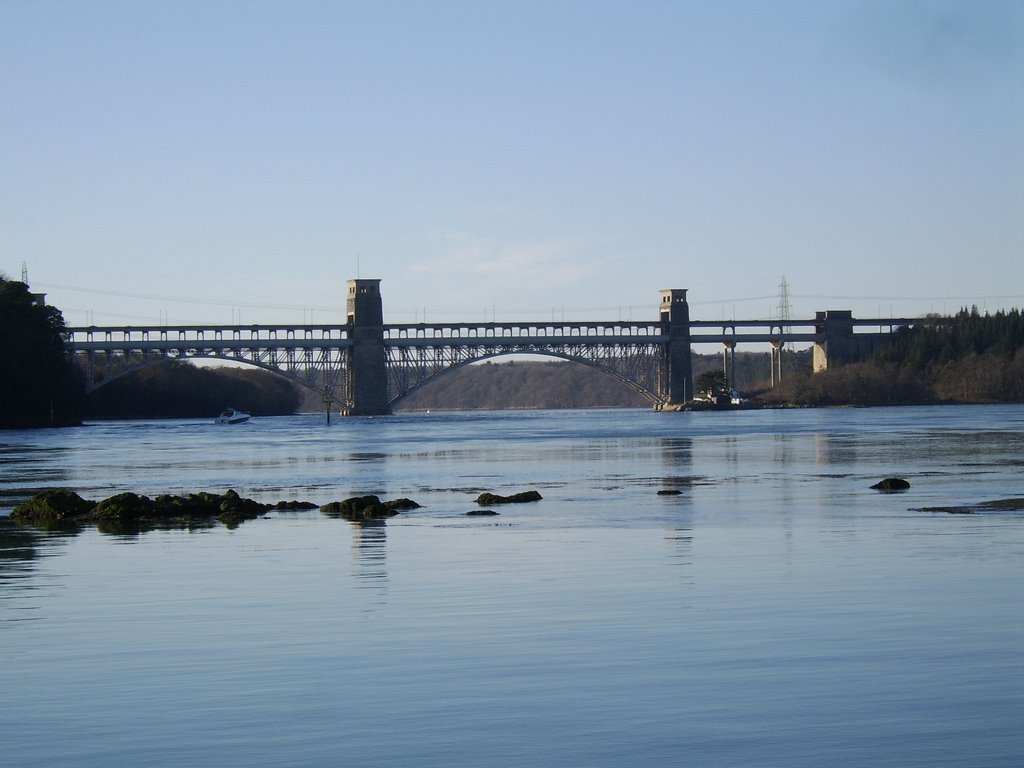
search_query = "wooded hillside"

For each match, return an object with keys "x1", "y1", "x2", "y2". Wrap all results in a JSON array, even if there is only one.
[
  {"x1": 395, "y1": 360, "x2": 648, "y2": 410},
  {"x1": 86, "y1": 361, "x2": 300, "y2": 419}
]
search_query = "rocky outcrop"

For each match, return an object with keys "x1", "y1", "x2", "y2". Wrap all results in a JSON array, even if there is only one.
[
  {"x1": 385, "y1": 498, "x2": 422, "y2": 511},
  {"x1": 475, "y1": 490, "x2": 542, "y2": 505},
  {"x1": 10, "y1": 488, "x2": 304, "y2": 532},
  {"x1": 320, "y1": 495, "x2": 420, "y2": 522},
  {"x1": 9, "y1": 489, "x2": 94, "y2": 528},
  {"x1": 215, "y1": 490, "x2": 275, "y2": 528},
  {"x1": 274, "y1": 500, "x2": 320, "y2": 510}
]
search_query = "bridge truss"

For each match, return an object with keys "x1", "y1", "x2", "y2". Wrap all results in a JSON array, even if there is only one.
[{"x1": 68, "y1": 325, "x2": 355, "y2": 407}]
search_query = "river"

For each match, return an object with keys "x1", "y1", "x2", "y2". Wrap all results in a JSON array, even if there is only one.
[{"x1": 2, "y1": 405, "x2": 1022, "y2": 767}]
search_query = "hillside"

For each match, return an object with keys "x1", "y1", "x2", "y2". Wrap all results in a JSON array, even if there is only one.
[
  {"x1": 394, "y1": 360, "x2": 647, "y2": 410},
  {"x1": 85, "y1": 361, "x2": 301, "y2": 419}
]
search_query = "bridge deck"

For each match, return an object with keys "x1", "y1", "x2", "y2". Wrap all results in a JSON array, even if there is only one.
[{"x1": 65, "y1": 316, "x2": 920, "y2": 351}]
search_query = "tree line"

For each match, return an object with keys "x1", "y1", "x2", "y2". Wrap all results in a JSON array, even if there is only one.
[{"x1": 1, "y1": 277, "x2": 84, "y2": 428}]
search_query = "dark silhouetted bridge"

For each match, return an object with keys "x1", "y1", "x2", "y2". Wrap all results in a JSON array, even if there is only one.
[{"x1": 65, "y1": 279, "x2": 919, "y2": 414}]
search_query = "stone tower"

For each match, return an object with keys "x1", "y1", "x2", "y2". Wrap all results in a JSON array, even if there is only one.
[
  {"x1": 345, "y1": 279, "x2": 390, "y2": 415},
  {"x1": 659, "y1": 289, "x2": 693, "y2": 405}
]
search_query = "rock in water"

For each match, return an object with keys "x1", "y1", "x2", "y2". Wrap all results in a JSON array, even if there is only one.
[
  {"x1": 90, "y1": 491, "x2": 156, "y2": 522},
  {"x1": 217, "y1": 489, "x2": 272, "y2": 528},
  {"x1": 385, "y1": 497, "x2": 422, "y2": 511},
  {"x1": 475, "y1": 490, "x2": 543, "y2": 505},
  {"x1": 10, "y1": 489, "x2": 95, "y2": 527},
  {"x1": 871, "y1": 477, "x2": 911, "y2": 491},
  {"x1": 320, "y1": 495, "x2": 411, "y2": 521},
  {"x1": 10, "y1": 488, "x2": 278, "y2": 532}
]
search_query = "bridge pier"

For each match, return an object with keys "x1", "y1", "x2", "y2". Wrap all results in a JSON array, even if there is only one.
[
  {"x1": 659, "y1": 289, "x2": 694, "y2": 405},
  {"x1": 344, "y1": 279, "x2": 391, "y2": 416},
  {"x1": 722, "y1": 340, "x2": 736, "y2": 391},
  {"x1": 813, "y1": 309, "x2": 902, "y2": 372},
  {"x1": 812, "y1": 310, "x2": 854, "y2": 372},
  {"x1": 770, "y1": 341, "x2": 784, "y2": 386}
]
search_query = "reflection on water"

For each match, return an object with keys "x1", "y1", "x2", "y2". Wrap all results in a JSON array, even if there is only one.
[
  {"x1": 657, "y1": 437, "x2": 693, "y2": 487},
  {"x1": 350, "y1": 519, "x2": 388, "y2": 588},
  {"x1": 663, "y1": 526, "x2": 694, "y2": 585},
  {"x1": 0, "y1": 442, "x2": 72, "y2": 500},
  {"x1": 0, "y1": 517, "x2": 39, "y2": 575},
  {"x1": 0, "y1": 519, "x2": 74, "y2": 626},
  {"x1": 814, "y1": 432, "x2": 858, "y2": 468}
]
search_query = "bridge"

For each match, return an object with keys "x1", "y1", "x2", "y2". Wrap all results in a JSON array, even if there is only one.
[{"x1": 64, "y1": 279, "x2": 919, "y2": 415}]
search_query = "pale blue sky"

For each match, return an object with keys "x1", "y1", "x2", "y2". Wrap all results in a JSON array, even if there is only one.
[{"x1": 2, "y1": 0, "x2": 1022, "y2": 327}]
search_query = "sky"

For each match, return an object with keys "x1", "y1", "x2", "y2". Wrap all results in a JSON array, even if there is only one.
[{"x1": 2, "y1": 0, "x2": 1022, "y2": 329}]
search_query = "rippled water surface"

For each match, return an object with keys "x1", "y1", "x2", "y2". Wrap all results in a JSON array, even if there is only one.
[{"x1": 2, "y1": 406, "x2": 1023, "y2": 767}]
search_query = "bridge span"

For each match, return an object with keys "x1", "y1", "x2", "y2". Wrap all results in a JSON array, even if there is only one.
[{"x1": 65, "y1": 279, "x2": 919, "y2": 414}]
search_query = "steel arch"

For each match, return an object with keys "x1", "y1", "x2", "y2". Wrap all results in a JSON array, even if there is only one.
[
  {"x1": 73, "y1": 346, "x2": 353, "y2": 409},
  {"x1": 384, "y1": 340, "x2": 666, "y2": 407}
]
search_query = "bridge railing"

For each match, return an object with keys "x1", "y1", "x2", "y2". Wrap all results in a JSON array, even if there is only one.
[
  {"x1": 65, "y1": 324, "x2": 353, "y2": 351},
  {"x1": 848, "y1": 318, "x2": 921, "y2": 331},
  {"x1": 382, "y1": 321, "x2": 667, "y2": 344},
  {"x1": 686, "y1": 317, "x2": 920, "y2": 345}
]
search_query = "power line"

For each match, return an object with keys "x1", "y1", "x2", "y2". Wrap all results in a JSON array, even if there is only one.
[
  {"x1": 33, "y1": 280, "x2": 1024, "y2": 324},
  {"x1": 689, "y1": 295, "x2": 776, "y2": 305},
  {"x1": 34, "y1": 282, "x2": 339, "y2": 312},
  {"x1": 793, "y1": 293, "x2": 1024, "y2": 302}
]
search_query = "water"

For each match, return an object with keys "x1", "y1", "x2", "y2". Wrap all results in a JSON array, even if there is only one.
[{"x1": 2, "y1": 406, "x2": 1023, "y2": 767}]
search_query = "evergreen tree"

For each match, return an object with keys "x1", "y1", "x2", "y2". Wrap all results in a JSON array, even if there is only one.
[
  {"x1": 696, "y1": 369, "x2": 727, "y2": 397},
  {"x1": 0, "y1": 277, "x2": 84, "y2": 428}
]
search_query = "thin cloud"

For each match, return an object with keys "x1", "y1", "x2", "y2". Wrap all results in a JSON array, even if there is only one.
[{"x1": 415, "y1": 231, "x2": 612, "y2": 288}]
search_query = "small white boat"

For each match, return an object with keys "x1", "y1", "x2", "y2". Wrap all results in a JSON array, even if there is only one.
[{"x1": 215, "y1": 408, "x2": 250, "y2": 425}]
